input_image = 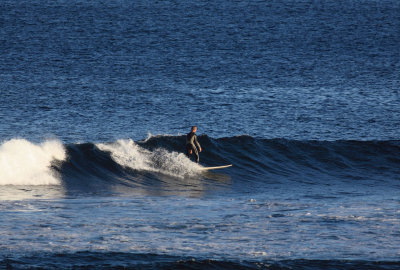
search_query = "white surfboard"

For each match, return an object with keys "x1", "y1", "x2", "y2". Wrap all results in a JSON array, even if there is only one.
[{"x1": 200, "y1": 164, "x2": 232, "y2": 171}]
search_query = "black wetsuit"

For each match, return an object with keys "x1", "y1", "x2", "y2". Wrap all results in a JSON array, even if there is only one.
[{"x1": 186, "y1": 131, "x2": 201, "y2": 163}]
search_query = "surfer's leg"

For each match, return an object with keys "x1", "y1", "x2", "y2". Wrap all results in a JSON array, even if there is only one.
[
  {"x1": 193, "y1": 147, "x2": 199, "y2": 163},
  {"x1": 185, "y1": 145, "x2": 191, "y2": 158}
]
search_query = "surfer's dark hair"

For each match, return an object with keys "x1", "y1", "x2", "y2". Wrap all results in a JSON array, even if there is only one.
[{"x1": 191, "y1": 126, "x2": 197, "y2": 131}]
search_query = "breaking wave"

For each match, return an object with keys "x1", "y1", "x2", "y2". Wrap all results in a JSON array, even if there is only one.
[
  {"x1": 1, "y1": 135, "x2": 399, "y2": 189},
  {"x1": 0, "y1": 139, "x2": 66, "y2": 185},
  {"x1": 97, "y1": 139, "x2": 201, "y2": 178}
]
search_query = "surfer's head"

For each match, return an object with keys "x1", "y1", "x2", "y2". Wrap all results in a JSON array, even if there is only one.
[{"x1": 191, "y1": 126, "x2": 197, "y2": 133}]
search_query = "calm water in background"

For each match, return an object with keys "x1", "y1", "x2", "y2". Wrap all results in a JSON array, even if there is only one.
[
  {"x1": 1, "y1": 0, "x2": 399, "y2": 142},
  {"x1": 0, "y1": 0, "x2": 400, "y2": 269}
]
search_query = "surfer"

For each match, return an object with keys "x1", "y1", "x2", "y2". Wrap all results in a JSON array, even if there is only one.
[{"x1": 186, "y1": 126, "x2": 202, "y2": 163}]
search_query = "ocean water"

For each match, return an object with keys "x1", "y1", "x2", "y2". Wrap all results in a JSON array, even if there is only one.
[{"x1": 1, "y1": 0, "x2": 400, "y2": 269}]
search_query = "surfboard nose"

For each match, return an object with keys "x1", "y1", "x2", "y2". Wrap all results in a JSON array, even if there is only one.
[{"x1": 200, "y1": 164, "x2": 233, "y2": 171}]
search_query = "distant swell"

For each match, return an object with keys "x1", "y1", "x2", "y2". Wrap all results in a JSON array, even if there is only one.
[
  {"x1": 1, "y1": 251, "x2": 399, "y2": 270},
  {"x1": 1, "y1": 136, "x2": 400, "y2": 187}
]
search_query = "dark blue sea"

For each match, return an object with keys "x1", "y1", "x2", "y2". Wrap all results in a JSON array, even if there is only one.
[{"x1": 1, "y1": 0, "x2": 400, "y2": 269}]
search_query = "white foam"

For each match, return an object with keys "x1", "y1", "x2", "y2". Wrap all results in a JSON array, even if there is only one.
[
  {"x1": 142, "y1": 132, "x2": 180, "y2": 143},
  {"x1": 97, "y1": 139, "x2": 201, "y2": 178},
  {"x1": 0, "y1": 139, "x2": 66, "y2": 185}
]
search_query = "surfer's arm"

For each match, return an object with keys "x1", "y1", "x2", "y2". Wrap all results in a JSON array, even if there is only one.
[{"x1": 194, "y1": 135, "x2": 202, "y2": 152}]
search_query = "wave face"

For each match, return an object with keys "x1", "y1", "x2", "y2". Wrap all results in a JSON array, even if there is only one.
[
  {"x1": 1, "y1": 136, "x2": 399, "y2": 192},
  {"x1": 140, "y1": 135, "x2": 400, "y2": 178}
]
